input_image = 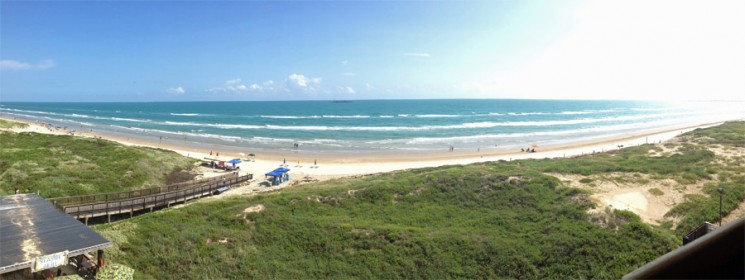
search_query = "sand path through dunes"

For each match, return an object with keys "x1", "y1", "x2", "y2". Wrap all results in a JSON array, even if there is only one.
[{"x1": 603, "y1": 192, "x2": 648, "y2": 213}]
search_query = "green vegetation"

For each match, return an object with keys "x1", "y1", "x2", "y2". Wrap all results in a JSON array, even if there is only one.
[
  {"x1": 2, "y1": 121, "x2": 741, "y2": 278},
  {"x1": 0, "y1": 118, "x2": 29, "y2": 129},
  {"x1": 648, "y1": 188, "x2": 664, "y2": 196},
  {"x1": 91, "y1": 121, "x2": 745, "y2": 279},
  {"x1": 96, "y1": 166, "x2": 677, "y2": 279},
  {"x1": 685, "y1": 121, "x2": 745, "y2": 147},
  {"x1": 0, "y1": 132, "x2": 195, "y2": 197},
  {"x1": 661, "y1": 121, "x2": 745, "y2": 234},
  {"x1": 666, "y1": 180, "x2": 745, "y2": 235},
  {"x1": 524, "y1": 144, "x2": 715, "y2": 185}
]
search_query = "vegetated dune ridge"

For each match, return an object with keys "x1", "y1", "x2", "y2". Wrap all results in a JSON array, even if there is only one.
[
  {"x1": 0, "y1": 119, "x2": 196, "y2": 198},
  {"x1": 2, "y1": 117, "x2": 743, "y2": 278},
  {"x1": 90, "y1": 122, "x2": 745, "y2": 279}
]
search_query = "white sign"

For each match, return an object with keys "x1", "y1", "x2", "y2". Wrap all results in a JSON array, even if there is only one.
[{"x1": 32, "y1": 251, "x2": 68, "y2": 272}]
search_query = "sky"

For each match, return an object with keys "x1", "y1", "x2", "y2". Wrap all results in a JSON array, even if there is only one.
[{"x1": 1, "y1": 0, "x2": 744, "y2": 102}]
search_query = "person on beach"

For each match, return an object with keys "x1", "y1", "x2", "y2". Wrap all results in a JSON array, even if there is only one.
[{"x1": 15, "y1": 188, "x2": 20, "y2": 194}]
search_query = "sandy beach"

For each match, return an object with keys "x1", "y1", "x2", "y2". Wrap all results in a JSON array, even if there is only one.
[{"x1": 1, "y1": 116, "x2": 731, "y2": 180}]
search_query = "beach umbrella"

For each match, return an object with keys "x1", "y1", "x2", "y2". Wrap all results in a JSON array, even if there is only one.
[
  {"x1": 249, "y1": 153, "x2": 256, "y2": 157},
  {"x1": 530, "y1": 144, "x2": 540, "y2": 152},
  {"x1": 228, "y1": 159, "x2": 242, "y2": 165},
  {"x1": 238, "y1": 152, "x2": 246, "y2": 157}
]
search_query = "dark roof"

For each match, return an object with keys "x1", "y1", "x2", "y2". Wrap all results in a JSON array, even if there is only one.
[
  {"x1": 624, "y1": 216, "x2": 744, "y2": 279},
  {"x1": 0, "y1": 194, "x2": 111, "y2": 274}
]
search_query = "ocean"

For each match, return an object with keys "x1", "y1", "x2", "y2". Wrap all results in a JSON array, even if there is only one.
[{"x1": 1, "y1": 99, "x2": 742, "y2": 154}]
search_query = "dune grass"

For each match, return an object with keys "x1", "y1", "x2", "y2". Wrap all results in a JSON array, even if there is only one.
[
  {"x1": 0, "y1": 118, "x2": 29, "y2": 129},
  {"x1": 92, "y1": 121, "x2": 745, "y2": 279},
  {"x1": 0, "y1": 132, "x2": 195, "y2": 197},
  {"x1": 684, "y1": 121, "x2": 745, "y2": 147},
  {"x1": 95, "y1": 166, "x2": 678, "y2": 279}
]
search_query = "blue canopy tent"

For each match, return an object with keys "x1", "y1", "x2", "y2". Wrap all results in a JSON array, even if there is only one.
[
  {"x1": 265, "y1": 171, "x2": 283, "y2": 177},
  {"x1": 273, "y1": 167, "x2": 290, "y2": 173},
  {"x1": 265, "y1": 168, "x2": 290, "y2": 186}
]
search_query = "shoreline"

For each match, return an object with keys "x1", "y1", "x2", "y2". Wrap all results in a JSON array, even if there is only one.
[{"x1": 0, "y1": 116, "x2": 736, "y2": 179}]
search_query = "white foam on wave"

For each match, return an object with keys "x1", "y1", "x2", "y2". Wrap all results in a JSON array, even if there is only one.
[
  {"x1": 252, "y1": 136, "x2": 295, "y2": 143},
  {"x1": 111, "y1": 117, "x2": 150, "y2": 123},
  {"x1": 322, "y1": 115, "x2": 370, "y2": 118},
  {"x1": 557, "y1": 109, "x2": 619, "y2": 115},
  {"x1": 154, "y1": 112, "x2": 689, "y2": 132},
  {"x1": 110, "y1": 125, "x2": 244, "y2": 142},
  {"x1": 415, "y1": 114, "x2": 460, "y2": 118},
  {"x1": 377, "y1": 119, "x2": 684, "y2": 145},
  {"x1": 8, "y1": 108, "x2": 155, "y2": 124},
  {"x1": 507, "y1": 112, "x2": 551, "y2": 116},
  {"x1": 261, "y1": 115, "x2": 321, "y2": 119},
  {"x1": 170, "y1": 113, "x2": 200, "y2": 116},
  {"x1": 0, "y1": 108, "x2": 61, "y2": 116}
]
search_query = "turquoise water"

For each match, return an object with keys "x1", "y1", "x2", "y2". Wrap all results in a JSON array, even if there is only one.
[{"x1": 0, "y1": 99, "x2": 739, "y2": 154}]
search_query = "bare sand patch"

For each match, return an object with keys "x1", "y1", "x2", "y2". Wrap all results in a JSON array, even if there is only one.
[
  {"x1": 243, "y1": 204, "x2": 265, "y2": 214},
  {"x1": 552, "y1": 171, "x2": 710, "y2": 225}
]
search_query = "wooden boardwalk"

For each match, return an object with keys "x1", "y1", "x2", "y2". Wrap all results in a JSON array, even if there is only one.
[{"x1": 50, "y1": 174, "x2": 253, "y2": 224}]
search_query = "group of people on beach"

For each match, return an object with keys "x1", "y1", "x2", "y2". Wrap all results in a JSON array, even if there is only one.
[{"x1": 521, "y1": 148, "x2": 536, "y2": 153}]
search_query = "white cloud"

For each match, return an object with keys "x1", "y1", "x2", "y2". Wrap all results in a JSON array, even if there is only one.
[
  {"x1": 208, "y1": 74, "x2": 322, "y2": 95},
  {"x1": 248, "y1": 80, "x2": 276, "y2": 92},
  {"x1": 340, "y1": 60, "x2": 349, "y2": 65},
  {"x1": 403, "y1": 52, "x2": 431, "y2": 58},
  {"x1": 166, "y1": 86, "x2": 185, "y2": 94},
  {"x1": 340, "y1": 86, "x2": 355, "y2": 94},
  {"x1": 287, "y1": 73, "x2": 321, "y2": 91},
  {"x1": 207, "y1": 79, "x2": 251, "y2": 94},
  {"x1": 0, "y1": 59, "x2": 55, "y2": 71}
]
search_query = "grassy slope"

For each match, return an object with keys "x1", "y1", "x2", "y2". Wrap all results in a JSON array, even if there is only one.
[
  {"x1": 36, "y1": 120, "x2": 742, "y2": 279},
  {"x1": 664, "y1": 122, "x2": 745, "y2": 234},
  {"x1": 522, "y1": 122, "x2": 745, "y2": 235},
  {"x1": 96, "y1": 166, "x2": 677, "y2": 279},
  {"x1": 0, "y1": 119, "x2": 29, "y2": 129},
  {"x1": 0, "y1": 132, "x2": 195, "y2": 197}
]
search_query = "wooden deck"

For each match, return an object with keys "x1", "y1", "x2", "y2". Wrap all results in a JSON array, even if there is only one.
[{"x1": 51, "y1": 174, "x2": 253, "y2": 223}]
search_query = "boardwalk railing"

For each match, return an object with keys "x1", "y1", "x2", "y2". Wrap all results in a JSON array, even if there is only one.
[
  {"x1": 49, "y1": 172, "x2": 241, "y2": 208},
  {"x1": 55, "y1": 174, "x2": 252, "y2": 222}
]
